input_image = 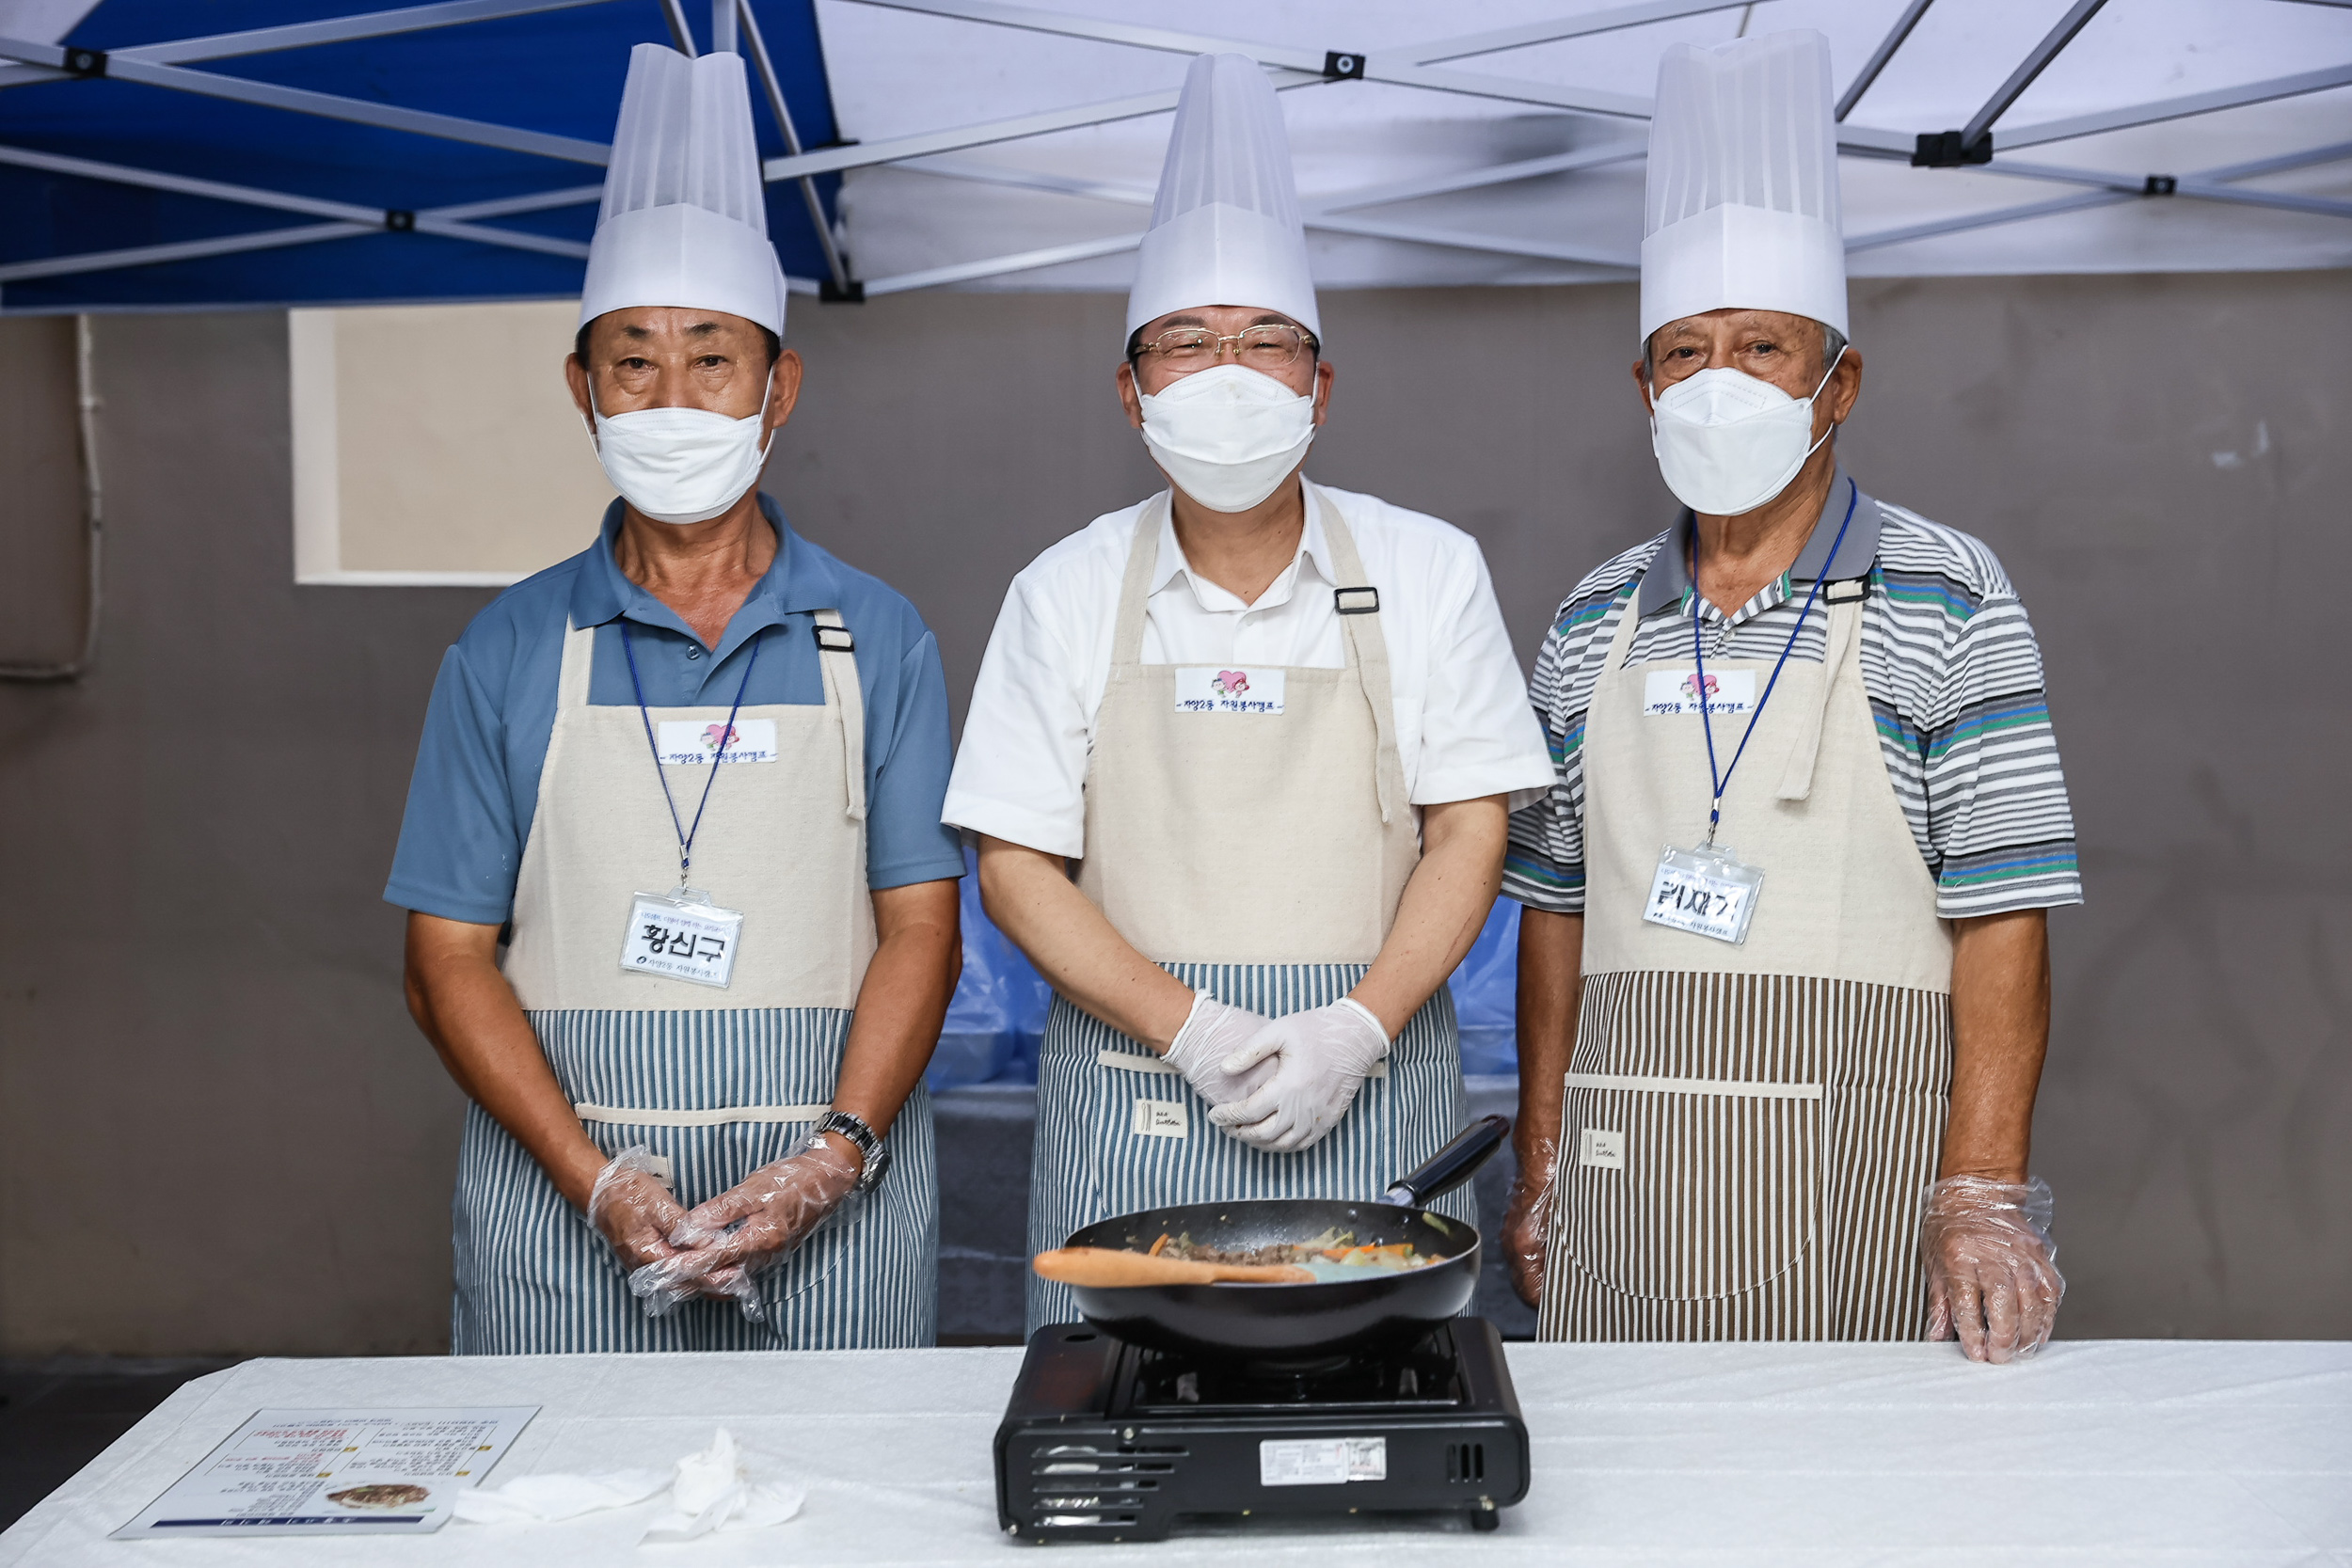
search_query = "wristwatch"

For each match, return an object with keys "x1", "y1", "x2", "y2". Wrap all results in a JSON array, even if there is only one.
[{"x1": 814, "y1": 1110, "x2": 891, "y2": 1194}]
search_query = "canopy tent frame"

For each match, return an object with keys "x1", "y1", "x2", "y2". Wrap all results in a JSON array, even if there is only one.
[{"x1": 1, "y1": 0, "x2": 2348, "y2": 309}]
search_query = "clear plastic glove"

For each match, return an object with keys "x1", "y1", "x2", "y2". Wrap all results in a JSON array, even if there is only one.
[
  {"x1": 1502, "y1": 1132, "x2": 1560, "y2": 1307},
  {"x1": 1923, "y1": 1174, "x2": 2064, "y2": 1364},
  {"x1": 626, "y1": 1133, "x2": 863, "y2": 1319},
  {"x1": 1210, "y1": 998, "x2": 1392, "y2": 1153},
  {"x1": 1161, "y1": 992, "x2": 1279, "y2": 1110},
  {"x1": 590, "y1": 1146, "x2": 755, "y2": 1312}
]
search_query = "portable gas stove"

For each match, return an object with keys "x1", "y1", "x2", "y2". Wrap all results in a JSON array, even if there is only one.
[{"x1": 993, "y1": 1317, "x2": 1529, "y2": 1543}]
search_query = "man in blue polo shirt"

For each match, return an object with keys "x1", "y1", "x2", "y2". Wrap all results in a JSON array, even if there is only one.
[{"x1": 385, "y1": 43, "x2": 961, "y2": 1353}]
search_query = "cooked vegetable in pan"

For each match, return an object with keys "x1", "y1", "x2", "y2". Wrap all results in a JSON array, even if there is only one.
[{"x1": 1146, "y1": 1227, "x2": 1437, "y2": 1274}]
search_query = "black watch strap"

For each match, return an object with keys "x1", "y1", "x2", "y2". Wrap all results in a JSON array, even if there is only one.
[{"x1": 815, "y1": 1110, "x2": 889, "y2": 1193}]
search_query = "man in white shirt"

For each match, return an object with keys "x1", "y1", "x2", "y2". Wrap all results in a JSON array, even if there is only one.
[{"x1": 944, "y1": 54, "x2": 1554, "y2": 1332}]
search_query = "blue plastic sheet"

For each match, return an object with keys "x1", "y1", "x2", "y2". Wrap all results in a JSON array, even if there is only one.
[{"x1": 925, "y1": 858, "x2": 1522, "y2": 1087}]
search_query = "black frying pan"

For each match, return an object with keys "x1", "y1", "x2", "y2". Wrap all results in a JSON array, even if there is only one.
[{"x1": 1057, "y1": 1115, "x2": 1509, "y2": 1360}]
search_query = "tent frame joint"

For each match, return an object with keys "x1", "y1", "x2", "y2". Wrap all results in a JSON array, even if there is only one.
[
  {"x1": 1322, "y1": 51, "x2": 1365, "y2": 81},
  {"x1": 1912, "y1": 130, "x2": 1994, "y2": 168}
]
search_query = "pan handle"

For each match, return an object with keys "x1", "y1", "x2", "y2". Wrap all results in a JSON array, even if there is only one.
[{"x1": 1380, "y1": 1114, "x2": 1509, "y2": 1208}]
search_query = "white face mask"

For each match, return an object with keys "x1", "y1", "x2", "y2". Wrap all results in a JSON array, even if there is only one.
[
  {"x1": 1647, "y1": 347, "x2": 1846, "y2": 517},
  {"x1": 590, "y1": 371, "x2": 774, "y2": 526},
  {"x1": 1136, "y1": 362, "x2": 1317, "y2": 514}
]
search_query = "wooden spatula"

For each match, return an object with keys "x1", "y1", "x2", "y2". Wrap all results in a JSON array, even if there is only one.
[{"x1": 1031, "y1": 1246, "x2": 1313, "y2": 1286}]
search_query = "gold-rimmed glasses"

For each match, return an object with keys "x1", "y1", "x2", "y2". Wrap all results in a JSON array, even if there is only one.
[{"x1": 1136, "y1": 323, "x2": 1318, "y2": 372}]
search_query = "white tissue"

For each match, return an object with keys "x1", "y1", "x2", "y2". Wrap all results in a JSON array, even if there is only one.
[
  {"x1": 453, "y1": 1428, "x2": 803, "y2": 1540},
  {"x1": 642, "y1": 1428, "x2": 806, "y2": 1543}
]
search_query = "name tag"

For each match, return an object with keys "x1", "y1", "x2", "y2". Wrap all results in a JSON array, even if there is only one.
[
  {"x1": 1643, "y1": 843, "x2": 1764, "y2": 944},
  {"x1": 1643, "y1": 669, "x2": 1756, "y2": 717},
  {"x1": 1173, "y1": 667, "x2": 1285, "y2": 715},
  {"x1": 653, "y1": 719, "x2": 777, "y2": 765},
  {"x1": 621, "y1": 889, "x2": 743, "y2": 987},
  {"x1": 1131, "y1": 1099, "x2": 1189, "y2": 1139}
]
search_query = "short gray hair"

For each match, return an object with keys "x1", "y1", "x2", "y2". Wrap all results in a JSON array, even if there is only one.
[{"x1": 1643, "y1": 319, "x2": 1847, "y2": 381}]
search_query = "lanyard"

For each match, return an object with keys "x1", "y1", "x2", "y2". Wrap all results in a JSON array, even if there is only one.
[
  {"x1": 1691, "y1": 477, "x2": 1858, "y2": 846},
  {"x1": 620, "y1": 621, "x2": 766, "y2": 885}
]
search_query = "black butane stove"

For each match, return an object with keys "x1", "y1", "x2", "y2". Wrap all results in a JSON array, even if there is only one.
[{"x1": 993, "y1": 1318, "x2": 1529, "y2": 1544}]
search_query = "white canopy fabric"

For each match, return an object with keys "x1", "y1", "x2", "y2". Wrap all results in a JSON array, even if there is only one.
[{"x1": 814, "y1": 0, "x2": 2352, "y2": 303}]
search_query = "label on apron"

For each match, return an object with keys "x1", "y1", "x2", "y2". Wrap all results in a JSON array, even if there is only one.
[
  {"x1": 1131, "y1": 1099, "x2": 1189, "y2": 1138},
  {"x1": 1642, "y1": 668, "x2": 1756, "y2": 717},
  {"x1": 621, "y1": 888, "x2": 744, "y2": 987},
  {"x1": 652, "y1": 719, "x2": 778, "y2": 765},
  {"x1": 1173, "y1": 667, "x2": 1286, "y2": 714},
  {"x1": 1578, "y1": 1127, "x2": 1626, "y2": 1169},
  {"x1": 1643, "y1": 844, "x2": 1764, "y2": 944}
]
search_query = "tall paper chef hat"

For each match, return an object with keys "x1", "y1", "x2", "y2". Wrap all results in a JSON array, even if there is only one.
[
  {"x1": 1126, "y1": 53, "x2": 1319, "y2": 340},
  {"x1": 580, "y1": 43, "x2": 788, "y2": 339},
  {"x1": 1640, "y1": 29, "x2": 1845, "y2": 344}
]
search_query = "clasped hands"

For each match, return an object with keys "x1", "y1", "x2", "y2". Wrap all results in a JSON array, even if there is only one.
[
  {"x1": 1164, "y1": 991, "x2": 1392, "y2": 1153},
  {"x1": 586, "y1": 1136, "x2": 863, "y2": 1319}
]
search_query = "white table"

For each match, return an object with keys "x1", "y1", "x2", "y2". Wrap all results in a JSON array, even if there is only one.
[{"x1": 6, "y1": 1341, "x2": 2346, "y2": 1566}]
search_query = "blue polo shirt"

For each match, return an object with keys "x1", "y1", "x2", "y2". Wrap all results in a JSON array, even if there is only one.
[{"x1": 386, "y1": 497, "x2": 963, "y2": 926}]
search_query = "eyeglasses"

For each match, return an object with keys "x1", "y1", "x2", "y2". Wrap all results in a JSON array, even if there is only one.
[{"x1": 1136, "y1": 323, "x2": 1318, "y2": 371}]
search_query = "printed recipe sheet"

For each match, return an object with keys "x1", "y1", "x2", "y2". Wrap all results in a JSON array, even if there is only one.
[{"x1": 111, "y1": 1406, "x2": 537, "y2": 1538}]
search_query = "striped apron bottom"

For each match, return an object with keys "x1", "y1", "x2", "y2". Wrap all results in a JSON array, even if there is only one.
[
  {"x1": 452, "y1": 1006, "x2": 937, "y2": 1354},
  {"x1": 1025, "y1": 963, "x2": 1471, "y2": 1335},
  {"x1": 1538, "y1": 971, "x2": 1952, "y2": 1341}
]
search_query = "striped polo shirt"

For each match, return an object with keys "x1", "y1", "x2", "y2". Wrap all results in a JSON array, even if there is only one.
[{"x1": 1504, "y1": 473, "x2": 2082, "y2": 922}]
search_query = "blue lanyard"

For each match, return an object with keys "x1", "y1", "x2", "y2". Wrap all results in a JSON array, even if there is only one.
[
  {"x1": 619, "y1": 621, "x2": 766, "y2": 885},
  {"x1": 1691, "y1": 477, "x2": 1858, "y2": 846}
]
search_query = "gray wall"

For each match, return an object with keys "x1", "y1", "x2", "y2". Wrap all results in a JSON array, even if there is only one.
[{"x1": 1, "y1": 271, "x2": 2345, "y2": 1355}]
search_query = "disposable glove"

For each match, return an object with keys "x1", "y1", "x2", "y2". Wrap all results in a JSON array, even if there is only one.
[
  {"x1": 1210, "y1": 998, "x2": 1391, "y2": 1153},
  {"x1": 587, "y1": 1146, "x2": 696, "y2": 1272},
  {"x1": 1161, "y1": 992, "x2": 1279, "y2": 1110},
  {"x1": 1502, "y1": 1132, "x2": 1560, "y2": 1308},
  {"x1": 1922, "y1": 1174, "x2": 2064, "y2": 1364},
  {"x1": 626, "y1": 1132, "x2": 864, "y2": 1319}
]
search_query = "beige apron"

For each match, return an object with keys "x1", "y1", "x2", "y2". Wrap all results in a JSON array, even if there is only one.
[
  {"x1": 1025, "y1": 491, "x2": 1470, "y2": 1333},
  {"x1": 453, "y1": 610, "x2": 932, "y2": 1354},
  {"x1": 1540, "y1": 540, "x2": 1956, "y2": 1341}
]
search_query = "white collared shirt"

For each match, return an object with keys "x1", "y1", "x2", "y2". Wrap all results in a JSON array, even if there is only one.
[{"x1": 945, "y1": 480, "x2": 1555, "y2": 858}]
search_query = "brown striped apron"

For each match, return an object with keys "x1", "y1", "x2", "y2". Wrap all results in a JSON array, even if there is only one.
[{"x1": 1537, "y1": 569, "x2": 1954, "y2": 1341}]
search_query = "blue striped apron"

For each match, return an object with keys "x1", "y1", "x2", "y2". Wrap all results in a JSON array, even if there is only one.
[
  {"x1": 453, "y1": 608, "x2": 936, "y2": 1353},
  {"x1": 1025, "y1": 494, "x2": 1472, "y2": 1333},
  {"x1": 1538, "y1": 562, "x2": 1953, "y2": 1341}
]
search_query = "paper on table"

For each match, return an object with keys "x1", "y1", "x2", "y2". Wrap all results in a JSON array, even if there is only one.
[
  {"x1": 453, "y1": 1428, "x2": 805, "y2": 1543},
  {"x1": 110, "y1": 1406, "x2": 537, "y2": 1539}
]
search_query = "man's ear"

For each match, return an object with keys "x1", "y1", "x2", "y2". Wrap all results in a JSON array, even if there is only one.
[
  {"x1": 1116, "y1": 359, "x2": 1144, "y2": 431},
  {"x1": 1629, "y1": 357, "x2": 1655, "y2": 415},
  {"x1": 763, "y1": 349, "x2": 804, "y2": 433},
  {"x1": 565, "y1": 352, "x2": 595, "y2": 426},
  {"x1": 1311, "y1": 358, "x2": 1335, "y2": 427}
]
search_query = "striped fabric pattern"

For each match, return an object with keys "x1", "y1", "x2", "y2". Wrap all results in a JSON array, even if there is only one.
[
  {"x1": 452, "y1": 1006, "x2": 936, "y2": 1354},
  {"x1": 1504, "y1": 499, "x2": 2082, "y2": 920},
  {"x1": 1025, "y1": 963, "x2": 1471, "y2": 1334},
  {"x1": 1539, "y1": 971, "x2": 1951, "y2": 1341}
]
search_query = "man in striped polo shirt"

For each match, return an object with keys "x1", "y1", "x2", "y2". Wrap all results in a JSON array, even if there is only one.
[{"x1": 1501, "y1": 30, "x2": 2076, "y2": 1361}]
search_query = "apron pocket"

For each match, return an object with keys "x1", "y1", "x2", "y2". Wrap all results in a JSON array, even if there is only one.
[{"x1": 1560, "y1": 1071, "x2": 1821, "y2": 1302}]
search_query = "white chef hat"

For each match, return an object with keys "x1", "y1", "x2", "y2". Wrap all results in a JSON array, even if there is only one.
[
  {"x1": 579, "y1": 43, "x2": 788, "y2": 339},
  {"x1": 1126, "y1": 53, "x2": 1319, "y2": 341},
  {"x1": 1640, "y1": 29, "x2": 1845, "y2": 344}
]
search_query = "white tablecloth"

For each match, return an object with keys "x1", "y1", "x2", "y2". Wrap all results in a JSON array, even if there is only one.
[{"x1": 5, "y1": 1341, "x2": 2346, "y2": 1566}]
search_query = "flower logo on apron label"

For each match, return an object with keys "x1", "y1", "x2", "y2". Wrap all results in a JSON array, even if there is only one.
[
  {"x1": 1213, "y1": 670, "x2": 1250, "y2": 697},
  {"x1": 703, "y1": 722, "x2": 741, "y2": 753},
  {"x1": 1680, "y1": 672, "x2": 1720, "y2": 702}
]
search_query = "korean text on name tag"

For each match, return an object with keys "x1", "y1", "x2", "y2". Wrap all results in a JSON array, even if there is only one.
[
  {"x1": 654, "y1": 719, "x2": 777, "y2": 765},
  {"x1": 1642, "y1": 669, "x2": 1756, "y2": 717},
  {"x1": 1173, "y1": 667, "x2": 1285, "y2": 715}
]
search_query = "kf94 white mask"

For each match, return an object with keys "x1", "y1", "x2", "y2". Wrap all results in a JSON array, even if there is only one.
[
  {"x1": 1648, "y1": 347, "x2": 1846, "y2": 517},
  {"x1": 1137, "y1": 363, "x2": 1317, "y2": 514},
  {"x1": 590, "y1": 373, "x2": 774, "y2": 526}
]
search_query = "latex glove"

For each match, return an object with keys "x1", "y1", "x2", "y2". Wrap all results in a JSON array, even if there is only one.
[
  {"x1": 1502, "y1": 1132, "x2": 1560, "y2": 1308},
  {"x1": 590, "y1": 1147, "x2": 754, "y2": 1311},
  {"x1": 1210, "y1": 998, "x2": 1392, "y2": 1153},
  {"x1": 1160, "y1": 992, "x2": 1279, "y2": 1109},
  {"x1": 627, "y1": 1133, "x2": 863, "y2": 1319},
  {"x1": 1923, "y1": 1174, "x2": 2064, "y2": 1363}
]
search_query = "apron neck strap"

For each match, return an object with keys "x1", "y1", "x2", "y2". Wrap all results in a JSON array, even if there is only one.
[
  {"x1": 813, "y1": 608, "x2": 867, "y2": 822},
  {"x1": 1317, "y1": 492, "x2": 1406, "y2": 826},
  {"x1": 1109, "y1": 494, "x2": 1168, "y2": 671},
  {"x1": 557, "y1": 616, "x2": 596, "y2": 711}
]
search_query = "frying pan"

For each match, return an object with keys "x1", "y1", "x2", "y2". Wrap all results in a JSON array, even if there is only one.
[{"x1": 1053, "y1": 1115, "x2": 1509, "y2": 1361}]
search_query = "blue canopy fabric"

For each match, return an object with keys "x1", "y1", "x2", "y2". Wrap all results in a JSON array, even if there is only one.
[{"x1": 0, "y1": 0, "x2": 845, "y2": 312}]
